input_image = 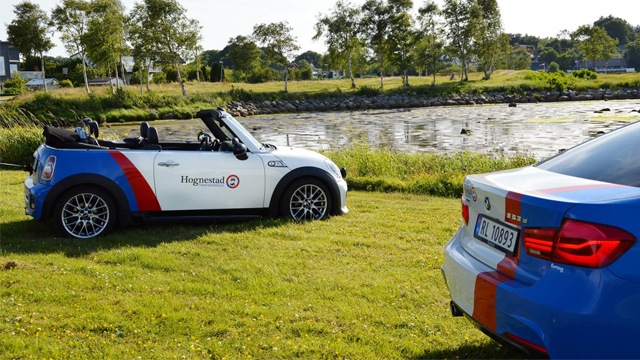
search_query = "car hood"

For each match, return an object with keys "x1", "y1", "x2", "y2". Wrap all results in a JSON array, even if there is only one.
[{"x1": 271, "y1": 146, "x2": 328, "y2": 170}]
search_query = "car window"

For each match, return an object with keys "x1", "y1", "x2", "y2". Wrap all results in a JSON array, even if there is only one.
[{"x1": 536, "y1": 121, "x2": 640, "y2": 187}]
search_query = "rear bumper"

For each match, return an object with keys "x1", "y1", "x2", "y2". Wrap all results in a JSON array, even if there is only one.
[
  {"x1": 457, "y1": 304, "x2": 549, "y2": 359},
  {"x1": 443, "y1": 225, "x2": 640, "y2": 359}
]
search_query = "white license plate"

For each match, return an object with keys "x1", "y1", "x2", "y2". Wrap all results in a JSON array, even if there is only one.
[{"x1": 474, "y1": 215, "x2": 519, "y2": 255}]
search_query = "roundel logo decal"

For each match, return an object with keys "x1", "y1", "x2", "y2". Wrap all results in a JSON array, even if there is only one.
[{"x1": 226, "y1": 175, "x2": 239, "y2": 189}]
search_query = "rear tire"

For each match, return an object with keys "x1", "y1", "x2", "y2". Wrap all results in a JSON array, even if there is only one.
[
  {"x1": 53, "y1": 186, "x2": 116, "y2": 238},
  {"x1": 280, "y1": 178, "x2": 332, "y2": 221}
]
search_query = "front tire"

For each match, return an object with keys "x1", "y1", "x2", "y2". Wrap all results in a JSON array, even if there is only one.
[
  {"x1": 280, "y1": 178, "x2": 332, "y2": 221},
  {"x1": 53, "y1": 186, "x2": 116, "y2": 238}
]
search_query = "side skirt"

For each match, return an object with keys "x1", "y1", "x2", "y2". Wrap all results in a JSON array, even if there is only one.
[{"x1": 131, "y1": 208, "x2": 268, "y2": 223}]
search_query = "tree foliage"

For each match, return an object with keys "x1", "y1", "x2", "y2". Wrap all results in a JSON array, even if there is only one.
[
  {"x1": 387, "y1": 0, "x2": 416, "y2": 87},
  {"x1": 415, "y1": 1, "x2": 445, "y2": 85},
  {"x1": 227, "y1": 35, "x2": 262, "y2": 82},
  {"x1": 361, "y1": 0, "x2": 392, "y2": 88},
  {"x1": 572, "y1": 25, "x2": 619, "y2": 71},
  {"x1": 473, "y1": 0, "x2": 509, "y2": 80},
  {"x1": 252, "y1": 21, "x2": 300, "y2": 92},
  {"x1": 128, "y1": 0, "x2": 201, "y2": 96},
  {"x1": 314, "y1": 1, "x2": 362, "y2": 88},
  {"x1": 7, "y1": 1, "x2": 54, "y2": 92},
  {"x1": 443, "y1": 0, "x2": 475, "y2": 82},
  {"x1": 51, "y1": 0, "x2": 93, "y2": 93}
]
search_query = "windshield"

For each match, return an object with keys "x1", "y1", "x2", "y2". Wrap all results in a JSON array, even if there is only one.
[
  {"x1": 536, "y1": 121, "x2": 640, "y2": 187},
  {"x1": 220, "y1": 114, "x2": 263, "y2": 151}
]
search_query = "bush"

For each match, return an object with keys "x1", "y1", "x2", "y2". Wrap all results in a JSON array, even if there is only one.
[
  {"x1": 524, "y1": 70, "x2": 573, "y2": 91},
  {"x1": 572, "y1": 69, "x2": 598, "y2": 80},
  {"x1": 3, "y1": 72, "x2": 27, "y2": 95},
  {"x1": 355, "y1": 86, "x2": 382, "y2": 97},
  {"x1": 60, "y1": 79, "x2": 74, "y2": 88},
  {"x1": 548, "y1": 62, "x2": 560, "y2": 73},
  {"x1": 151, "y1": 72, "x2": 167, "y2": 84}
]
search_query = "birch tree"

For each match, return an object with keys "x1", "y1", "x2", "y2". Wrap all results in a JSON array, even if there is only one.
[
  {"x1": 52, "y1": 0, "x2": 93, "y2": 93},
  {"x1": 314, "y1": 1, "x2": 362, "y2": 89}
]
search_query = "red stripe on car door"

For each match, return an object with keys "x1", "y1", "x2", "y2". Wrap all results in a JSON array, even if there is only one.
[
  {"x1": 472, "y1": 271, "x2": 512, "y2": 332},
  {"x1": 109, "y1": 151, "x2": 162, "y2": 211}
]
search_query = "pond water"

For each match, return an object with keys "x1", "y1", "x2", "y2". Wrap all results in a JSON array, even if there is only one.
[{"x1": 102, "y1": 99, "x2": 640, "y2": 159}]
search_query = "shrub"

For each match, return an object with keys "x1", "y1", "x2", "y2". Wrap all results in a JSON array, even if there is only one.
[
  {"x1": 3, "y1": 72, "x2": 27, "y2": 95},
  {"x1": 548, "y1": 62, "x2": 560, "y2": 73},
  {"x1": 355, "y1": 86, "x2": 382, "y2": 97},
  {"x1": 572, "y1": 69, "x2": 598, "y2": 80},
  {"x1": 151, "y1": 72, "x2": 167, "y2": 84},
  {"x1": 60, "y1": 79, "x2": 74, "y2": 88}
]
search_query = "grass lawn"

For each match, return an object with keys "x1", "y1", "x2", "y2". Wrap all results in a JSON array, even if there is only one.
[
  {"x1": 0, "y1": 169, "x2": 519, "y2": 359},
  {"x1": 11, "y1": 70, "x2": 640, "y2": 103}
]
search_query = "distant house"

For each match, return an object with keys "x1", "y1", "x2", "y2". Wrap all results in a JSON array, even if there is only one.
[
  {"x1": 26, "y1": 78, "x2": 61, "y2": 90},
  {"x1": 0, "y1": 40, "x2": 21, "y2": 92},
  {"x1": 574, "y1": 58, "x2": 632, "y2": 73},
  {"x1": 87, "y1": 77, "x2": 125, "y2": 87},
  {"x1": 531, "y1": 61, "x2": 546, "y2": 71}
]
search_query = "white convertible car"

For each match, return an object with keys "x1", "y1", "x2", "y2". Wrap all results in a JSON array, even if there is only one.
[{"x1": 24, "y1": 109, "x2": 348, "y2": 238}]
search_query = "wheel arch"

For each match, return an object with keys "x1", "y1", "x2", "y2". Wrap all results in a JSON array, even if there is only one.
[
  {"x1": 42, "y1": 173, "x2": 132, "y2": 224},
  {"x1": 268, "y1": 167, "x2": 341, "y2": 218}
]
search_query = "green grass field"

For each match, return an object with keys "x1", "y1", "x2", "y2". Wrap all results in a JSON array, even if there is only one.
[
  {"x1": 11, "y1": 70, "x2": 640, "y2": 102},
  {"x1": 0, "y1": 170, "x2": 521, "y2": 359}
]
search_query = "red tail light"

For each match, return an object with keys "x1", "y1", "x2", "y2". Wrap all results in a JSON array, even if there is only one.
[
  {"x1": 523, "y1": 219, "x2": 636, "y2": 268},
  {"x1": 41, "y1": 156, "x2": 56, "y2": 180},
  {"x1": 461, "y1": 196, "x2": 469, "y2": 226},
  {"x1": 523, "y1": 228, "x2": 556, "y2": 260}
]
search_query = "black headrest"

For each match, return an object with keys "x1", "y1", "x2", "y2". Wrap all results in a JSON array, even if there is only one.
[
  {"x1": 140, "y1": 122, "x2": 149, "y2": 138},
  {"x1": 147, "y1": 126, "x2": 158, "y2": 145}
]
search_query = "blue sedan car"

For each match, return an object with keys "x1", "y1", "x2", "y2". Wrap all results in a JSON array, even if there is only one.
[{"x1": 442, "y1": 121, "x2": 640, "y2": 359}]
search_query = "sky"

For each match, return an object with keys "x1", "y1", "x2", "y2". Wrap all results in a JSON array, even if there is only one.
[{"x1": 1, "y1": 0, "x2": 640, "y2": 58}]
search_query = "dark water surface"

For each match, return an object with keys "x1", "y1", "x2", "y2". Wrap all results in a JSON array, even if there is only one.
[{"x1": 103, "y1": 100, "x2": 640, "y2": 159}]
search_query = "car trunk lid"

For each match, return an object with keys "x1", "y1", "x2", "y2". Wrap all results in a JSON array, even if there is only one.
[{"x1": 462, "y1": 166, "x2": 640, "y2": 284}]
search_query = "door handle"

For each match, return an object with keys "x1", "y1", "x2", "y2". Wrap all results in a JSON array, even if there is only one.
[{"x1": 158, "y1": 161, "x2": 180, "y2": 167}]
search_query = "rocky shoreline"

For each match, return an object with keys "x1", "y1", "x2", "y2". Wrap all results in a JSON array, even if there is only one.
[{"x1": 224, "y1": 88, "x2": 640, "y2": 117}]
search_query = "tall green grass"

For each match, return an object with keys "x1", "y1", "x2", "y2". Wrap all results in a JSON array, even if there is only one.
[
  {"x1": 0, "y1": 126, "x2": 43, "y2": 165},
  {"x1": 324, "y1": 144, "x2": 536, "y2": 197}
]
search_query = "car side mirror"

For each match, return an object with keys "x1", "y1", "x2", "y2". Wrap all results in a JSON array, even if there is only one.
[{"x1": 233, "y1": 142, "x2": 248, "y2": 160}]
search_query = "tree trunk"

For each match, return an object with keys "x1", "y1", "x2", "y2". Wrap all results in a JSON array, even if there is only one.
[
  {"x1": 81, "y1": 52, "x2": 90, "y2": 94},
  {"x1": 195, "y1": 56, "x2": 201, "y2": 82},
  {"x1": 404, "y1": 69, "x2": 409, "y2": 87},
  {"x1": 40, "y1": 54, "x2": 47, "y2": 92},
  {"x1": 347, "y1": 50, "x2": 356, "y2": 89},
  {"x1": 120, "y1": 55, "x2": 127, "y2": 85},
  {"x1": 379, "y1": 52, "x2": 384, "y2": 90},
  {"x1": 107, "y1": 63, "x2": 114, "y2": 94},
  {"x1": 432, "y1": 66, "x2": 436, "y2": 86},
  {"x1": 139, "y1": 69, "x2": 143, "y2": 95},
  {"x1": 284, "y1": 68, "x2": 289, "y2": 93},
  {"x1": 114, "y1": 61, "x2": 121, "y2": 90},
  {"x1": 146, "y1": 60, "x2": 151, "y2": 92},
  {"x1": 175, "y1": 61, "x2": 187, "y2": 97}
]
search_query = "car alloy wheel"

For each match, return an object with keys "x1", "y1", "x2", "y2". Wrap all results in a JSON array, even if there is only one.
[
  {"x1": 61, "y1": 193, "x2": 110, "y2": 238},
  {"x1": 289, "y1": 184, "x2": 328, "y2": 220}
]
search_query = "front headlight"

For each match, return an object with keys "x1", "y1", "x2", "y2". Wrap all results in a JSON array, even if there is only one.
[{"x1": 324, "y1": 158, "x2": 342, "y2": 179}]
